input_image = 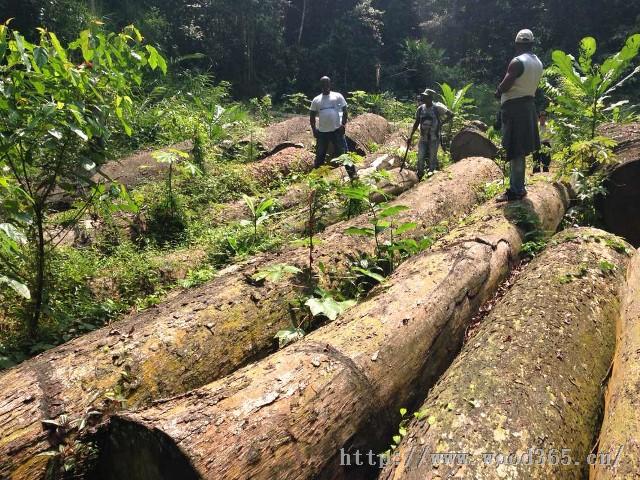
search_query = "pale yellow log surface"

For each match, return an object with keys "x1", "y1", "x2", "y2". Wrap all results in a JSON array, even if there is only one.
[
  {"x1": 0, "y1": 157, "x2": 501, "y2": 480},
  {"x1": 592, "y1": 250, "x2": 640, "y2": 479},
  {"x1": 382, "y1": 228, "x2": 633, "y2": 480},
  {"x1": 95, "y1": 180, "x2": 570, "y2": 480}
]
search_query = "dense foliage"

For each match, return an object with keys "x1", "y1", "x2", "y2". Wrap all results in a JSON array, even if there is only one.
[{"x1": 3, "y1": 0, "x2": 639, "y2": 98}]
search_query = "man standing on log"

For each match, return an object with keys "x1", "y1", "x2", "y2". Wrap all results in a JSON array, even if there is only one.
[
  {"x1": 310, "y1": 76, "x2": 355, "y2": 177},
  {"x1": 407, "y1": 88, "x2": 453, "y2": 180},
  {"x1": 495, "y1": 29, "x2": 543, "y2": 202}
]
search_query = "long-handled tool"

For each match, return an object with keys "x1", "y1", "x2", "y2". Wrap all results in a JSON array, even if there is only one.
[{"x1": 399, "y1": 140, "x2": 410, "y2": 172}]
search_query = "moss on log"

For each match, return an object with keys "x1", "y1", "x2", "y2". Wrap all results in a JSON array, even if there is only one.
[
  {"x1": 592, "y1": 250, "x2": 640, "y2": 479},
  {"x1": 91, "y1": 180, "x2": 569, "y2": 480},
  {"x1": 382, "y1": 228, "x2": 633, "y2": 480},
  {"x1": 0, "y1": 157, "x2": 502, "y2": 480}
]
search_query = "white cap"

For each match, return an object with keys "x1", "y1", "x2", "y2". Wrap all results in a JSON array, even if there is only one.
[{"x1": 515, "y1": 29, "x2": 535, "y2": 44}]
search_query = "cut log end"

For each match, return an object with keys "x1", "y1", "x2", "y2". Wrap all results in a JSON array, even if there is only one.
[
  {"x1": 601, "y1": 159, "x2": 640, "y2": 247},
  {"x1": 92, "y1": 417, "x2": 198, "y2": 480},
  {"x1": 450, "y1": 129, "x2": 498, "y2": 163}
]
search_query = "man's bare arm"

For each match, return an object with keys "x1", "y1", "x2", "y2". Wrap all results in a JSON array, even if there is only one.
[
  {"x1": 496, "y1": 59, "x2": 524, "y2": 97},
  {"x1": 310, "y1": 111, "x2": 317, "y2": 135}
]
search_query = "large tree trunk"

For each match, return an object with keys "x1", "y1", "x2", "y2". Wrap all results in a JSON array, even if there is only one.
[
  {"x1": 247, "y1": 113, "x2": 391, "y2": 158},
  {"x1": 598, "y1": 122, "x2": 640, "y2": 247},
  {"x1": 91, "y1": 180, "x2": 570, "y2": 480},
  {"x1": 382, "y1": 228, "x2": 633, "y2": 480},
  {"x1": 592, "y1": 250, "x2": 640, "y2": 479},
  {"x1": 0, "y1": 157, "x2": 502, "y2": 480}
]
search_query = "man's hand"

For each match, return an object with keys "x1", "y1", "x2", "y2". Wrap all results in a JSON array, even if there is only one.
[
  {"x1": 494, "y1": 88, "x2": 502, "y2": 99},
  {"x1": 312, "y1": 127, "x2": 319, "y2": 138}
]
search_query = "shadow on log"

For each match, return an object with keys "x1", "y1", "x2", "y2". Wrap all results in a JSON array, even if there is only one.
[
  {"x1": 599, "y1": 122, "x2": 640, "y2": 247},
  {"x1": 0, "y1": 158, "x2": 501, "y2": 480},
  {"x1": 592, "y1": 249, "x2": 640, "y2": 479},
  {"x1": 382, "y1": 228, "x2": 633, "y2": 480},
  {"x1": 90, "y1": 180, "x2": 569, "y2": 480},
  {"x1": 345, "y1": 113, "x2": 392, "y2": 155},
  {"x1": 450, "y1": 128, "x2": 498, "y2": 162}
]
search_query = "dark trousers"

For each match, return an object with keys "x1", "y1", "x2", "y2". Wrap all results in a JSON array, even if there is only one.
[
  {"x1": 315, "y1": 129, "x2": 356, "y2": 177},
  {"x1": 533, "y1": 141, "x2": 551, "y2": 173}
]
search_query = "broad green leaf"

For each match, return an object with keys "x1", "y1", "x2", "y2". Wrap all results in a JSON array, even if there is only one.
[
  {"x1": 79, "y1": 30, "x2": 93, "y2": 62},
  {"x1": 352, "y1": 267, "x2": 386, "y2": 283},
  {"x1": 380, "y1": 205, "x2": 409, "y2": 218},
  {"x1": 0, "y1": 275, "x2": 30, "y2": 299},
  {"x1": 33, "y1": 46, "x2": 48, "y2": 68},
  {"x1": 0, "y1": 223, "x2": 26, "y2": 244},
  {"x1": 71, "y1": 127, "x2": 89, "y2": 142},
  {"x1": 578, "y1": 37, "x2": 596, "y2": 71},
  {"x1": 252, "y1": 264, "x2": 302, "y2": 283},
  {"x1": 49, "y1": 32, "x2": 68, "y2": 63},
  {"x1": 552, "y1": 50, "x2": 583, "y2": 90},
  {"x1": 394, "y1": 222, "x2": 417, "y2": 235},
  {"x1": 256, "y1": 198, "x2": 275, "y2": 215},
  {"x1": 345, "y1": 226, "x2": 374, "y2": 236},
  {"x1": 305, "y1": 296, "x2": 356, "y2": 321}
]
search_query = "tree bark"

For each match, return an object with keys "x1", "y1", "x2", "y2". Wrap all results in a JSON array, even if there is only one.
[
  {"x1": 592, "y1": 250, "x2": 640, "y2": 479},
  {"x1": 249, "y1": 113, "x2": 391, "y2": 158},
  {"x1": 382, "y1": 228, "x2": 633, "y2": 480},
  {"x1": 92, "y1": 180, "x2": 570, "y2": 480},
  {"x1": 0, "y1": 157, "x2": 502, "y2": 480}
]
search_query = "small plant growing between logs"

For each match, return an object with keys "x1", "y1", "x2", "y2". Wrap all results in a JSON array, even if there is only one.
[{"x1": 240, "y1": 195, "x2": 275, "y2": 240}]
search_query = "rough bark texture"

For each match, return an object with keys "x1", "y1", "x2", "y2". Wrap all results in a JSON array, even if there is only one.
[
  {"x1": 382, "y1": 227, "x2": 633, "y2": 480},
  {"x1": 213, "y1": 132, "x2": 407, "y2": 228},
  {"x1": 246, "y1": 147, "x2": 315, "y2": 187},
  {"x1": 0, "y1": 157, "x2": 502, "y2": 480},
  {"x1": 599, "y1": 122, "x2": 640, "y2": 247},
  {"x1": 592, "y1": 250, "x2": 640, "y2": 479},
  {"x1": 450, "y1": 128, "x2": 499, "y2": 162},
  {"x1": 249, "y1": 113, "x2": 391, "y2": 158},
  {"x1": 92, "y1": 180, "x2": 570, "y2": 480},
  {"x1": 344, "y1": 113, "x2": 392, "y2": 155},
  {"x1": 248, "y1": 116, "x2": 314, "y2": 156}
]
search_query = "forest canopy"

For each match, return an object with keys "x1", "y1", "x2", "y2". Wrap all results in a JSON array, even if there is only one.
[{"x1": 3, "y1": 0, "x2": 640, "y2": 97}]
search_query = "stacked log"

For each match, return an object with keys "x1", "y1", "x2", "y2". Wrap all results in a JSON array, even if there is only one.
[
  {"x1": 598, "y1": 122, "x2": 640, "y2": 247},
  {"x1": 0, "y1": 157, "x2": 502, "y2": 479},
  {"x1": 382, "y1": 228, "x2": 633, "y2": 480},
  {"x1": 345, "y1": 113, "x2": 393, "y2": 155},
  {"x1": 592, "y1": 250, "x2": 640, "y2": 479},
  {"x1": 92, "y1": 180, "x2": 570, "y2": 480},
  {"x1": 450, "y1": 128, "x2": 499, "y2": 162}
]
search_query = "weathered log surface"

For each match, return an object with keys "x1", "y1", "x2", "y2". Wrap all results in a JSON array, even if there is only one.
[
  {"x1": 382, "y1": 228, "x2": 633, "y2": 480},
  {"x1": 0, "y1": 157, "x2": 501, "y2": 480},
  {"x1": 246, "y1": 147, "x2": 315, "y2": 186},
  {"x1": 248, "y1": 116, "x2": 314, "y2": 156},
  {"x1": 213, "y1": 132, "x2": 407, "y2": 227},
  {"x1": 592, "y1": 249, "x2": 640, "y2": 479},
  {"x1": 92, "y1": 180, "x2": 570, "y2": 480},
  {"x1": 450, "y1": 128, "x2": 498, "y2": 162},
  {"x1": 598, "y1": 122, "x2": 640, "y2": 247},
  {"x1": 345, "y1": 113, "x2": 392, "y2": 155}
]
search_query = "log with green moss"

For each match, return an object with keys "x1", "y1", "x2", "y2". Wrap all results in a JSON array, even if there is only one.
[
  {"x1": 592, "y1": 250, "x2": 640, "y2": 479},
  {"x1": 90, "y1": 180, "x2": 570, "y2": 480},
  {"x1": 0, "y1": 157, "x2": 501, "y2": 480},
  {"x1": 382, "y1": 227, "x2": 633, "y2": 480}
]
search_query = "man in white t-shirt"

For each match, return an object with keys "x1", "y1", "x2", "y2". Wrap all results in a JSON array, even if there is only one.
[{"x1": 310, "y1": 77, "x2": 354, "y2": 176}]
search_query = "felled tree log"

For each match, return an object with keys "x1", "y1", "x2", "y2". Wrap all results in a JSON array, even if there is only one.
[
  {"x1": 592, "y1": 250, "x2": 640, "y2": 479},
  {"x1": 598, "y1": 122, "x2": 640, "y2": 247},
  {"x1": 345, "y1": 113, "x2": 392, "y2": 155},
  {"x1": 92, "y1": 180, "x2": 570, "y2": 480},
  {"x1": 450, "y1": 128, "x2": 498, "y2": 162},
  {"x1": 382, "y1": 228, "x2": 633, "y2": 480},
  {"x1": 0, "y1": 157, "x2": 502, "y2": 480},
  {"x1": 246, "y1": 147, "x2": 315, "y2": 186},
  {"x1": 246, "y1": 116, "x2": 314, "y2": 156}
]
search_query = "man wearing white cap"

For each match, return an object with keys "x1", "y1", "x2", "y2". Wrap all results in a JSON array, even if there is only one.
[{"x1": 495, "y1": 29, "x2": 543, "y2": 202}]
